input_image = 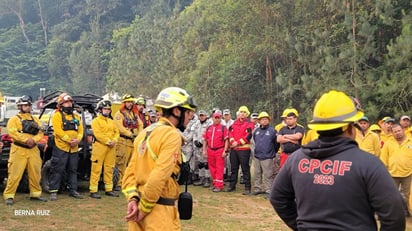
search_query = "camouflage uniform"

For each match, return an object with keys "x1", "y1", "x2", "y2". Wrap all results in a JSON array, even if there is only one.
[
  {"x1": 181, "y1": 117, "x2": 198, "y2": 181},
  {"x1": 192, "y1": 117, "x2": 211, "y2": 187}
]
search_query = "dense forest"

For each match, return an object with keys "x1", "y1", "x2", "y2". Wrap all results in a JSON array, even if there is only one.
[{"x1": 0, "y1": 0, "x2": 411, "y2": 124}]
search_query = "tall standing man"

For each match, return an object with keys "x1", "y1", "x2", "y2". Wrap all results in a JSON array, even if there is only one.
[
  {"x1": 225, "y1": 106, "x2": 255, "y2": 195},
  {"x1": 380, "y1": 123, "x2": 412, "y2": 216},
  {"x1": 270, "y1": 90, "x2": 405, "y2": 230},
  {"x1": 202, "y1": 111, "x2": 229, "y2": 192},
  {"x1": 113, "y1": 94, "x2": 143, "y2": 191},
  {"x1": 355, "y1": 116, "x2": 381, "y2": 157},
  {"x1": 277, "y1": 108, "x2": 304, "y2": 168},
  {"x1": 251, "y1": 112, "x2": 279, "y2": 197},
  {"x1": 49, "y1": 93, "x2": 84, "y2": 200},
  {"x1": 122, "y1": 87, "x2": 197, "y2": 231},
  {"x1": 89, "y1": 100, "x2": 120, "y2": 198},
  {"x1": 3, "y1": 95, "x2": 47, "y2": 205}
]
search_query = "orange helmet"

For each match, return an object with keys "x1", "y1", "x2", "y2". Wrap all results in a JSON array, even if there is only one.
[{"x1": 57, "y1": 93, "x2": 73, "y2": 105}]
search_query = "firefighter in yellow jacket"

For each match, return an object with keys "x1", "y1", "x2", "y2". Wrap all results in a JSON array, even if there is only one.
[
  {"x1": 3, "y1": 95, "x2": 47, "y2": 205},
  {"x1": 89, "y1": 100, "x2": 120, "y2": 199},
  {"x1": 122, "y1": 87, "x2": 197, "y2": 231},
  {"x1": 113, "y1": 94, "x2": 143, "y2": 191},
  {"x1": 49, "y1": 93, "x2": 84, "y2": 200}
]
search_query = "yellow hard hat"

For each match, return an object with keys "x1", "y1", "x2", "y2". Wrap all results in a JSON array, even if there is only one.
[
  {"x1": 258, "y1": 112, "x2": 270, "y2": 120},
  {"x1": 281, "y1": 108, "x2": 299, "y2": 117},
  {"x1": 121, "y1": 94, "x2": 135, "y2": 103},
  {"x1": 238, "y1": 106, "x2": 250, "y2": 117},
  {"x1": 135, "y1": 96, "x2": 146, "y2": 106},
  {"x1": 369, "y1": 124, "x2": 381, "y2": 132},
  {"x1": 154, "y1": 87, "x2": 197, "y2": 111},
  {"x1": 308, "y1": 90, "x2": 364, "y2": 131}
]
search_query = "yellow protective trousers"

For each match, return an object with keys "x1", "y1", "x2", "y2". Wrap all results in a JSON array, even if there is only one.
[
  {"x1": 127, "y1": 204, "x2": 181, "y2": 231},
  {"x1": 115, "y1": 137, "x2": 133, "y2": 187},
  {"x1": 3, "y1": 145, "x2": 42, "y2": 199},
  {"x1": 89, "y1": 142, "x2": 116, "y2": 193}
]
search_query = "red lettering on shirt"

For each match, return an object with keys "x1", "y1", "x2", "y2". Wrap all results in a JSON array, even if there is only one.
[
  {"x1": 298, "y1": 159, "x2": 309, "y2": 173},
  {"x1": 338, "y1": 161, "x2": 352, "y2": 176},
  {"x1": 320, "y1": 160, "x2": 332, "y2": 174},
  {"x1": 298, "y1": 158, "x2": 352, "y2": 176}
]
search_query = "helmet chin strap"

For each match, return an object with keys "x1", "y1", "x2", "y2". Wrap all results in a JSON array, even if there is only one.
[{"x1": 171, "y1": 107, "x2": 186, "y2": 132}]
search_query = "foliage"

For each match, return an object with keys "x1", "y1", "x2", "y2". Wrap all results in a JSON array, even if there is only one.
[{"x1": 0, "y1": 0, "x2": 411, "y2": 124}]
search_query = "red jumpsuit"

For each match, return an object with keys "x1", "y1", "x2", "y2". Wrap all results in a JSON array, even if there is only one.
[{"x1": 203, "y1": 124, "x2": 228, "y2": 189}]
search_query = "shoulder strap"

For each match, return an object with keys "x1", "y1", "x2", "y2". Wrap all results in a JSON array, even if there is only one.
[{"x1": 138, "y1": 122, "x2": 171, "y2": 161}]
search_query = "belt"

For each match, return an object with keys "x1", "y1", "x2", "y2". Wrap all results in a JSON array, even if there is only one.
[
  {"x1": 157, "y1": 197, "x2": 176, "y2": 206},
  {"x1": 13, "y1": 142, "x2": 35, "y2": 149},
  {"x1": 120, "y1": 135, "x2": 133, "y2": 140},
  {"x1": 209, "y1": 146, "x2": 224, "y2": 151}
]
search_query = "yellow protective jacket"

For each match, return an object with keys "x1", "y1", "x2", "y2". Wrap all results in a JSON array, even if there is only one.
[
  {"x1": 91, "y1": 115, "x2": 120, "y2": 145},
  {"x1": 301, "y1": 129, "x2": 319, "y2": 145},
  {"x1": 114, "y1": 109, "x2": 143, "y2": 139},
  {"x1": 380, "y1": 137, "x2": 412, "y2": 177},
  {"x1": 380, "y1": 132, "x2": 394, "y2": 144},
  {"x1": 52, "y1": 110, "x2": 84, "y2": 153},
  {"x1": 355, "y1": 129, "x2": 381, "y2": 157},
  {"x1": 122, "y1": 117, "x2": 182, "y2": 214},
  {"x1": 7, "y1": 112, "x2": 44, "y2": 147}
]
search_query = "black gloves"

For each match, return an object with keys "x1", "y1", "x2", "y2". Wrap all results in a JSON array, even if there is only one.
[{"x1": 194, "y1": 140, "x2": 203, "y2": 148}]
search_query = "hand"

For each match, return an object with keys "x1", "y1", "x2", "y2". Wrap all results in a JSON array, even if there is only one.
[
  {"x1": 125, "y1": 201, "x2": 139, "y2": 222},
  {"x1": 70, "y1": 138, "x2": 79, "y2": 147},
  {"x1": 125, "y1": 201, "x2": 147, "y2": 223},
  {"x1": 108, "y1": 141, "x2": 115, "y2": 148},
  {"x1": 230, "y1": 141, "x2": 238, "y2": 148},
  {"x1": 202, "y1": 150, "x2": 208, "y2": 158},
  {"x1": 26, "y1": 138, "x2": 36, "y2": 148},
  {"x1": 194, "y1": 140, "x2": 203, "y2": 148},
  {"x1": 221, "y1": 151, "x2": 227, "y2": 158}
]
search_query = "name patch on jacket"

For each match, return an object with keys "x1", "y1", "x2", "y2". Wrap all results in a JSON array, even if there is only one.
[{"x1": 298, "y1": 159, "x2": 352, "y2": 185}]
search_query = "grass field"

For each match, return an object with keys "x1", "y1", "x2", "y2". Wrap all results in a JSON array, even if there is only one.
[{"x1": 1, "y1": 180, "x2": 411, "y2": 231}]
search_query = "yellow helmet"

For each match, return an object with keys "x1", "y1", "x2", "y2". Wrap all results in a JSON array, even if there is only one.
[
  {"x1": 258, "y1": 112, "x2": 270, "y2": 120},
  {"x1": 154, "y1": 87, "x2": 197, "y2": 111},
  {"x1": 122, "y1": 94, "x2": 135, "y2": 103},
  {"x1": 238, "y1": 106, "x2": 250, "y2": 117},
  {"x1": 281, "y1": 108, "x2": 299, "y2": 117},
  {"x1": 369, "y1": 124, "x2": 381, "y2": 132},
  {"x1": 135, "y1": 96, "x2": 146, "y2": 106},
  {"x1": 308, "y1": 90, "x2": 364, "y2": 131}
]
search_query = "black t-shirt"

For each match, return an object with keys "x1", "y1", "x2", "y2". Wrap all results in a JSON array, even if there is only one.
[{"x1": 279, "y1": 125, "x2": 305, "y2": 153}]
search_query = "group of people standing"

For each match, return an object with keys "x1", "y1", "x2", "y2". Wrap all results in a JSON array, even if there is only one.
[
  {"x1": 2, "y1": 92, "x2": 154, "y2": 204},
  {"x1": 181, "y1": 104, "x2": 306, "y2": 197}
]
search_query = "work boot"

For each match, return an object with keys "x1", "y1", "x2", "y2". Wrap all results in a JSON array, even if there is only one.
[
  {"x1": 203, "y1": 178, "x2": 211, "y2": 188},
  {"x1": 212, "y1": 188, "x2": 222, "y2": 193},
  {"x1": 105, "y1": 191, "x2": 119, "y2": 197},
  {"x1": 223, "y1": 187, "x2": 236, "y2": 192},
  {"x1": 113, "y1": 185, "x2": 121, "y2": 191},
  {"x1": 30, "y1": 197, "x2": 48, "y2": 202},
  {"x1": 193, "y1": 177, "x2": 205, "y2": 186},
  {"x1": 90, "y1": 192, "x2": 102, "y2": 199},
  {"x1": 242, "y1": 189, "x2": 251, "y2": 195},
  {"x1": 50, "y1": 193, "x2": 57, "y2": 201},
  {"x1": 5, "y1": 198, "x2": 13, "y2": 205},
  {"x1": 69, "y1": 191, "x2": 84, "y2": 199}
]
